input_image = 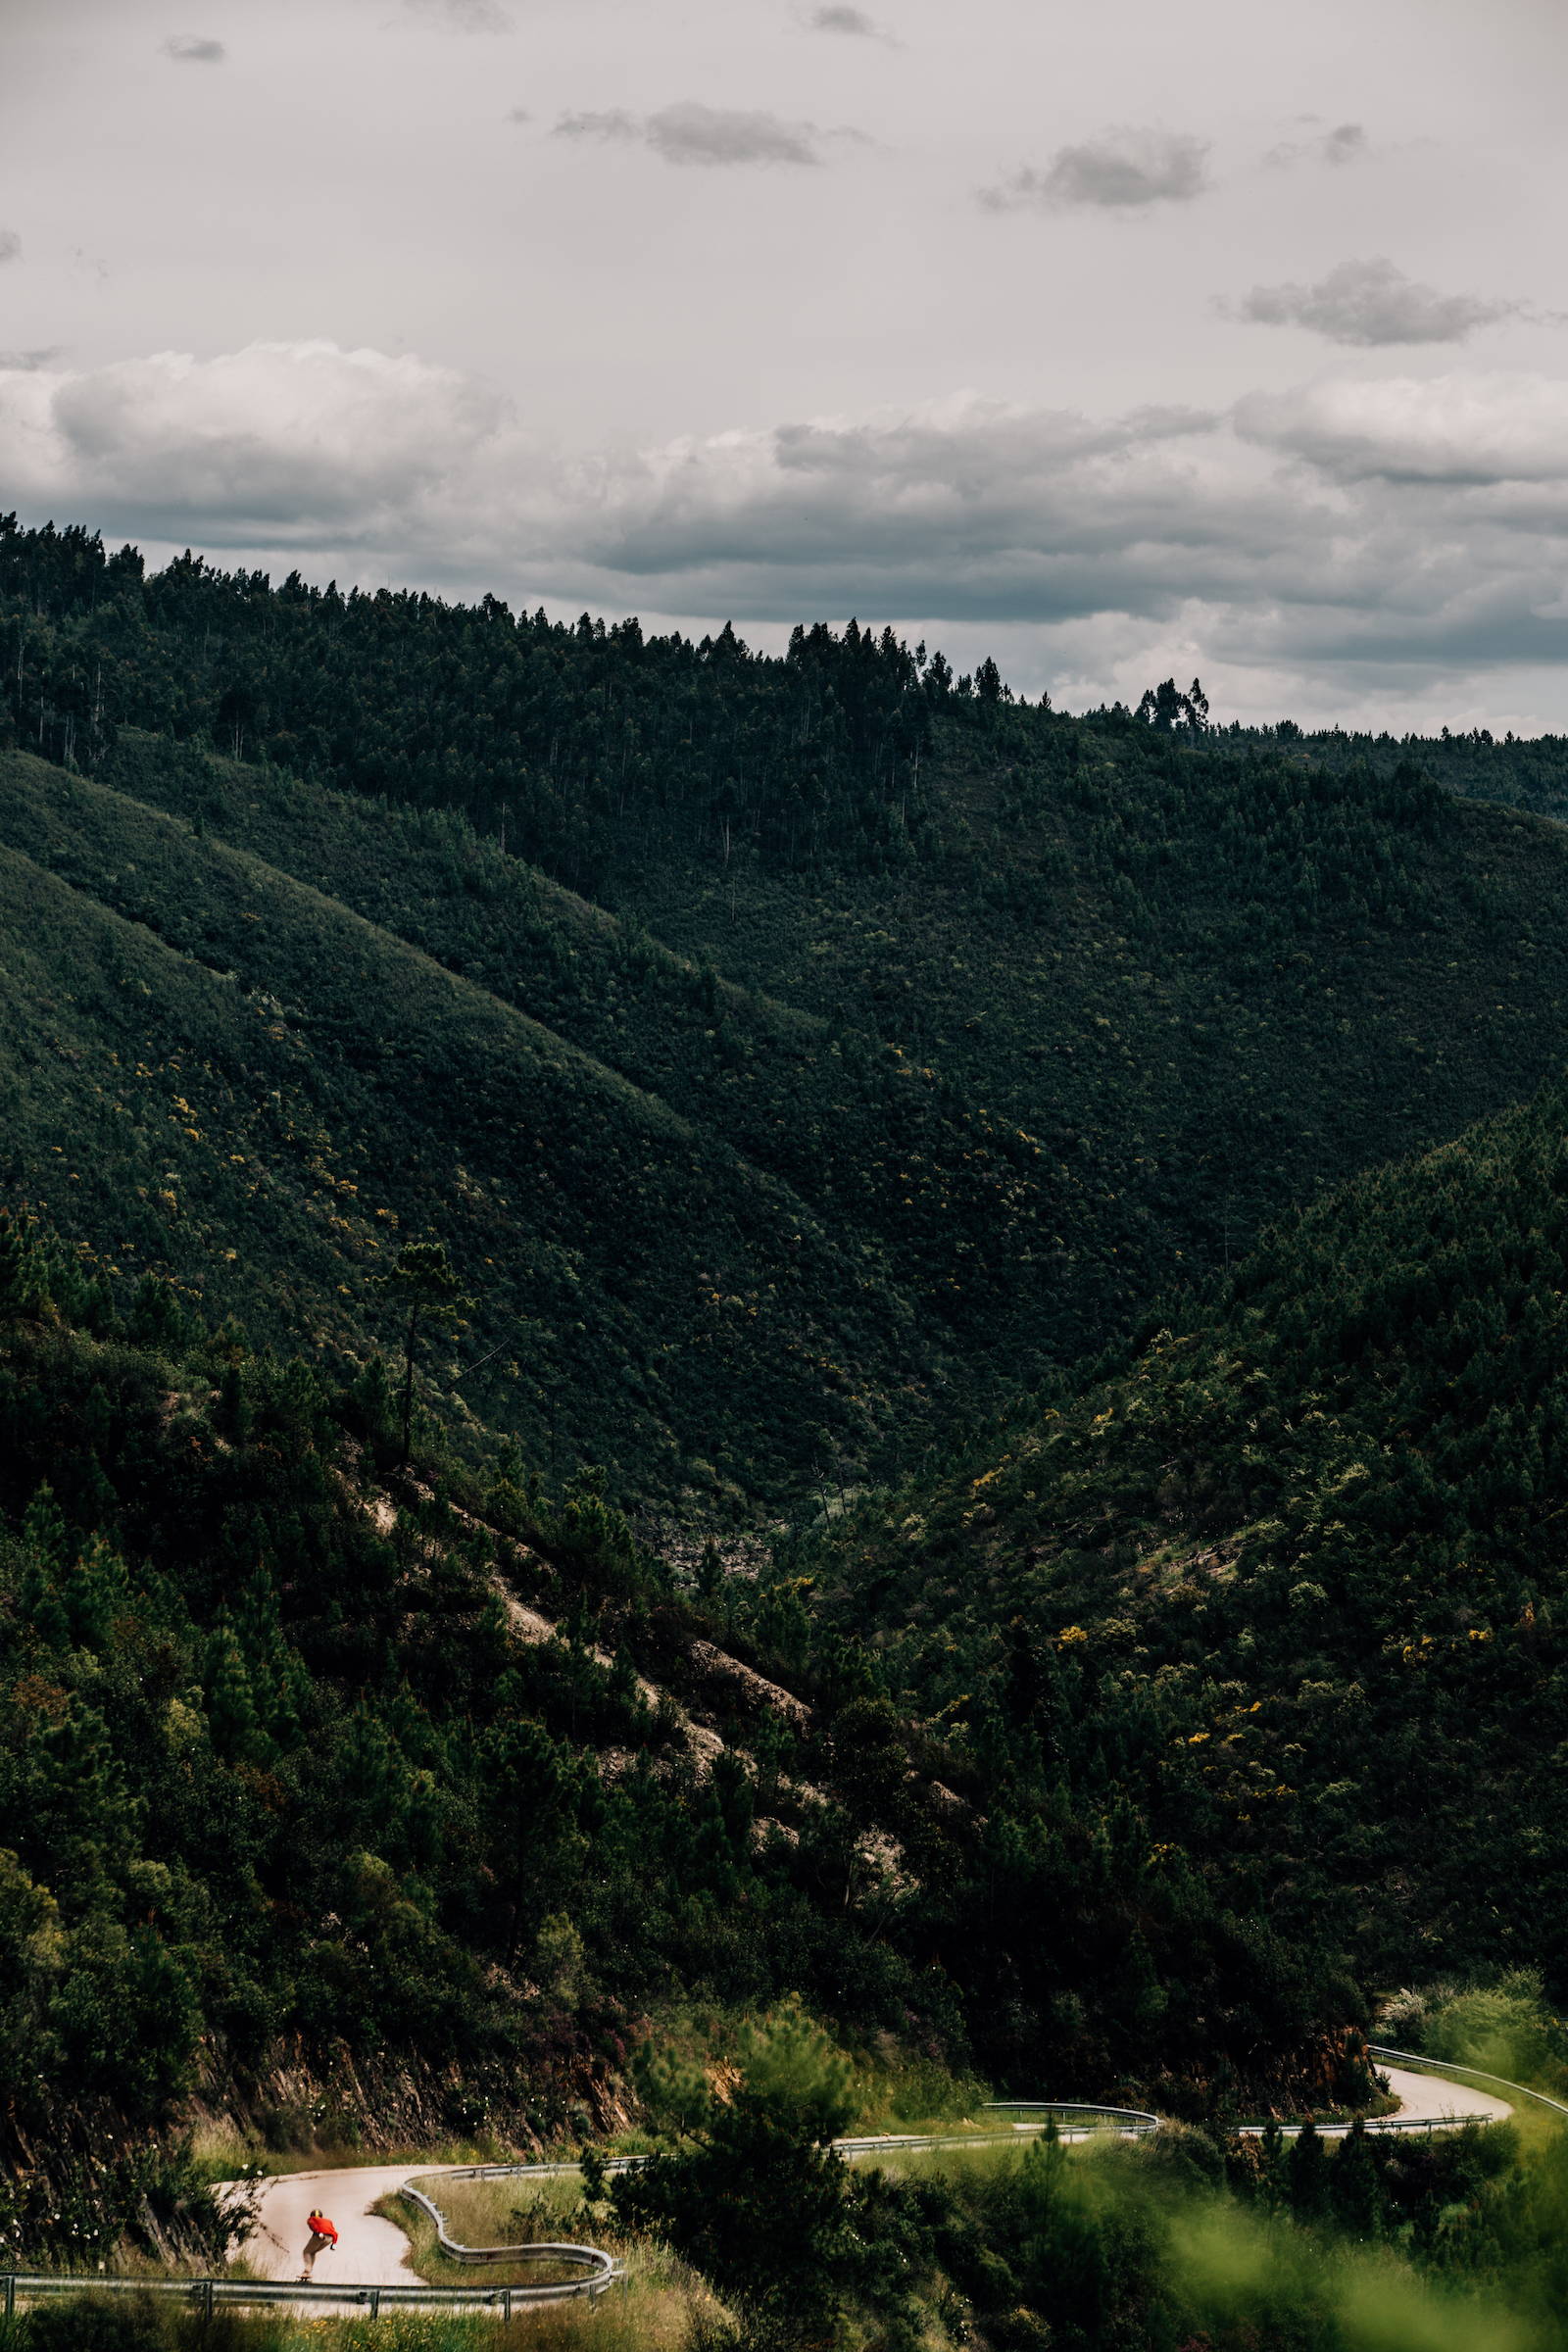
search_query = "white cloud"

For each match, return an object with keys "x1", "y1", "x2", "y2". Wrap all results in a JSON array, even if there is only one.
[
  {"x1": 983, "y1": 127, "x2": 1209, "y2": 213},
  {"x1": 161, "y1": 34, "x2": 226, "y2": 63},
  {"x1": 6, "y1": 341, "x2": 1568, "y2": 710},
  {"x1": 554, "y1": 102, "x2": 830, "y2": 167},
  {"x1": 1232, "y1": 258, "x2": 1516, "y2": 347},
  {"x1": 0, "y1": 342, "x2": 507, "y2": 535},
  {"x1": 1235, "y1": 372, "x2": 1568, "y2": 482}
]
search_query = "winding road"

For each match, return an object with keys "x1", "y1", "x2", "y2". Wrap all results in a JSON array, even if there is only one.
[
  {"x1": 231, "y1": 2160, "x2": 460, "y2": 2293},
  {"x1": 225, "y1": 2053, "x2": 1523, "y2": 2295}
]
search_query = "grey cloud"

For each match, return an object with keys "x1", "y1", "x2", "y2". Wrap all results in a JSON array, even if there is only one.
[
  {"x1": 11, "y1": 343, "x2": 1568, "y2": 696},
  {"x1": 982, "y1": 127, "x2": 1209, "y2": 213},
  {"x1": 565, "y1": 401, "x2": 1298, "y2": 629},
  {"x1": 0, "y1": 232, "x2": 21, "y2": 265},
  {"x1": 554, "y1": 110, "x2": 640, "y2": 144},
  {"x1": 555, "y1": 102, "x2": 828, "y2": 168},
  {"x1": 505, "y1": 107, "x2": 531, "y2": 123},
  {"x1": 1323, "y1": 122, "x2": 1368, "y2": 165},
  {"x1": 1267, "y1": 121, "x2": 1369, "y2": 169},
  {"x1": 810, "y1": 6, "x2": 878, "y2": 32},
  {"x1": 529, "y1": 387, "x2": 1568, "y2": 682},
  {"x1": 1232, "y1": 258, "x2": 1517, "y2": 347},
  {"x1": 0, "y1": 348, "x2": 61, "y2": 370},
  {"x1": 404, "y1": 0, "x2": 512, "y2": 28},
  {"x1": 161, "y1": 34, "x2": 225, "y2": 62}
]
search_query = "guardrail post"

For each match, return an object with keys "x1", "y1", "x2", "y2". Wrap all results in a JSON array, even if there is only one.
[
  {"x1": 3, "y1": 2274, "x2": 12, "y2": 2318},
  {"x1": 202, "y1": 2278, "x2": 215, "y2": 2322},
  {"x1": 503, "y1": 2287, "x2": 513, "y2": 2322},
  {"x1": 369, "y1": 2288, "x2": 380, "y2": 2321}
]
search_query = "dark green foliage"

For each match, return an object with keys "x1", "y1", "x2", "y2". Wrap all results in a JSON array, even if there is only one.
[
  {"x1": 612, "y1": 2007, "x2": 926, "y2": 2348},
  {"x1": 805, "y1": 1069, "x2": 1568, "y2": 2054},
  {"x1": 13, "y1": 515, "x2": 1568, "y2": 1508},
  {"x1": 0, "y1": 519, "x2": 932, "y2": 890},
  {"x1": 0, "y1": 1212, "x2": 1396, "y2": 2259},
  {"x1": 0, "y1": 1241, "x2": 986, "y2": 2252},
  {"x1": 9, "y1": 2301, "x2": 282, "y2": 2352}
]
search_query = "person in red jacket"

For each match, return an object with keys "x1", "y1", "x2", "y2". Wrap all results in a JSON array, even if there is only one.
[{"x1": 304, "y1": 2209, "x2": 339, "y2": 2271}]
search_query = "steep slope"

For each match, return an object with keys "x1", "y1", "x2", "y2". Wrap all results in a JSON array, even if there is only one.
[
  {"x1": 92, "y1": 732, "x2": 1096, "y2": 1393},
  {"x1": 616, "y1": 715, "x2": 1568, "y2": 1342},
  {"x1": 802, "y1": 1071, "x2": 1568, "y2": 2032},
  {"x1": 14, "y1": 514, "x2": 1568, "y2": 1402},
  {"x1": 0, "y1": 1222, "x2": 897, "y2": 2242},
  {"x1": 0, "y1": 751, "x2": 931, "y2": 1503},
  {"x1": 80, "y1": 726, "x2": 1568, "y2": 1419},
  {"x1": 15, "y1": 516, "x2": 1568, "y2": 1517}
]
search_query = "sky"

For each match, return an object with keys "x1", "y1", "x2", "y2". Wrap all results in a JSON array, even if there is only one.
[{"x1": 3, "y1": 0, "x2": 1568, "y2": 729}]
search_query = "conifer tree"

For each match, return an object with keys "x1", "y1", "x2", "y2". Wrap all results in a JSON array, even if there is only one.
[{"x1": 378, "y1": 1238, "x2": 470, "y2": 1465}]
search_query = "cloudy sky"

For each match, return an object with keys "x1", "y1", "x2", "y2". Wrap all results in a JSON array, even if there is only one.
[{"x1": 4, "y1": 0, "x2": 1567, "y2": 727}]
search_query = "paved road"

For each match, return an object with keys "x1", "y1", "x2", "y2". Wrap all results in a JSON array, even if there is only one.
[
  {"x1": 1360, "y1": 2065, "x2": 1512, "y2": 2134},
  {"x1": 227, "y1": 2059, "x2": 1517, "y2": 2289},
  {"x1": 230, "y1": 2160, "x2": 472, "y2": 2290}
]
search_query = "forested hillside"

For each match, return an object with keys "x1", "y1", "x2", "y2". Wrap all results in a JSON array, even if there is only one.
[
  {"x1": 1228, "y1": 714, "x2": 1568, "y2": 827},
  {"x1": 0, "y1": 1213, "x2": 1361, "y2": 2259},
  {"x1": 799, "y1": 1071, "x2": 1568, "y2": 2025},
  {"x1": 0, "y1": 745, "x2": 953, "y2": 1504},
  {"x1": 16, "y1": 514, "x2": 1568, "y2": 2326},
  {"x1": 11, "y1": 515, "x2": 1568, "y2": 1504}
]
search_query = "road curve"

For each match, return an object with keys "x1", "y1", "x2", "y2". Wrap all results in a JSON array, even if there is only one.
[
  {"x1": 229, "y1": 2160, "x2": 474, "y2": 2289},
  {"x1": 226, "y1": 2055, "x2": 1520, "y2": 2290},
  {"x1": 1361, "y1": 2064, "x2": 1512, "y2": 2134}
]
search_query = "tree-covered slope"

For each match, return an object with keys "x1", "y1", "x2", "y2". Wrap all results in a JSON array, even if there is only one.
[
  {"x1": 800, "y1": 1071, "x2": 1568, "y2": 2032},
  {"x1": 86, "y1": 733, "x2": 1097, "y2": 1406},
  {"x1": 15, "y1": 516, "x2": 1568, "y2": 1491},
  {"x1": 17, "y1": 709, "x2": 1568, "y2": 1514},
  {"x1": 0, "y1": 749, "x2": 939, "y2": 1504},
  {"x1": 0, "y1": 1219, "x2": 1365, "y2": 2259},
  {"x1": 615, "y1": 710, "x2": 1568, "y2": 1342}
]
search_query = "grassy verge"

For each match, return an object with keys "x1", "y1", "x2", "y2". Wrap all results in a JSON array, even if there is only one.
[
  {"x1": 187, "y1": 2133, "x2": 516, "y2": 2188},
  {"x1": 0, "y1": 2309, "x2": 660, "y2": 2350},
  {"x1": 375, "y1": 2186, "x2": 723, "y2": 2348}
]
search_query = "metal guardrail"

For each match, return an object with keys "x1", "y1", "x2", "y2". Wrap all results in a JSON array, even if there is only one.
[
  {"x1": 397, "y1": 2179, "x2": 619, "y2": 2290},
  {"x1": 984, "y1": 2101, "x2": 1160, "y2": 2132},
  {"x1": 0, "y1": 2268, "x2": 622, "y2": 2320}
]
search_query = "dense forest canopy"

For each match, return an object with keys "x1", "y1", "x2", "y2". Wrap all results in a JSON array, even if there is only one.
[
  {"x1": 1, "y1": 514, "x2": 944, "y2": 892},
  {"x1": 801, "y1": 1075, "x2": 1568, "y2": 2016},
  {"x1": 10, "y1": 516, "x2": 1568, "y2": 1507}
]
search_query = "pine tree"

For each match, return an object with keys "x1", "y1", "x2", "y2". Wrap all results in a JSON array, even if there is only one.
[
  {"x1": 1286, "y1": 2118, "x2": 1329, "y2": 2220},
  {"x1": 1329, "y1": 2116, "x2": 1384, "y2": 2238},
  {"x1": 205, "y1": 1614, "x2": 267, "y2": 1764},
  {"x1": 20, "y1": 1483, "x2": 71, "y2": 1649},
  {"x1": 378, "y1": 1239, "x2": 471, "y2": 1464}
]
